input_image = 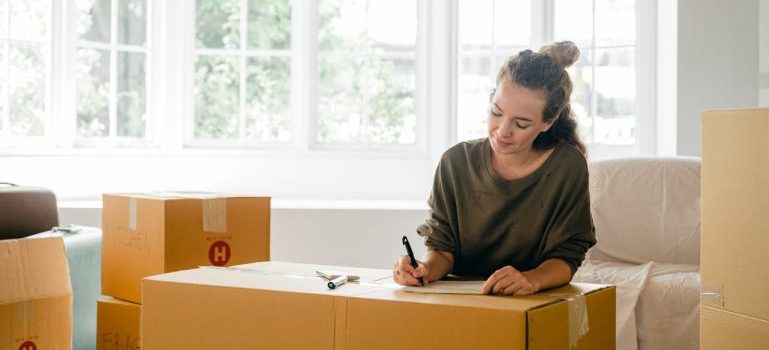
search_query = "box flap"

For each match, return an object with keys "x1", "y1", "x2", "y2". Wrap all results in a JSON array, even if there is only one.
[
  {"x1": 0, "y1": 236, "x2": 72, "y2": 304},
  {"x1": 701, "y1": 305, "x2": 769, "y2": 350}
]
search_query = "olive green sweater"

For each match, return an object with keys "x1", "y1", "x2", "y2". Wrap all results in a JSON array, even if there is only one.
[{"x1": 417, "y1": 138, "x2": 596, "y2": 277}]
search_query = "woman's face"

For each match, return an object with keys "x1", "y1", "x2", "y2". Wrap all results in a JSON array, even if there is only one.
[{"x1": 487, "y1": 79, "x2": 554, "y2": 157}]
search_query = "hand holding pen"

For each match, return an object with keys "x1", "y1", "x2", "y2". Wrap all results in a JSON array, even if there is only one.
[{"x1": 393, "y1": 235, "x2": 427, "y2": 286}]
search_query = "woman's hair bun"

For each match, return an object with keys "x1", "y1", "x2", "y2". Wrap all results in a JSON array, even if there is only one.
[{"x1": 538, "y1": 41, "x2": 580, "y2": 68}]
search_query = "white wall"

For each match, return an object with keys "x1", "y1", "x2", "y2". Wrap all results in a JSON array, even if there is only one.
[
  {"x1": 1, "y1": 153, "x2": 435, "y2": 201},
  {"x1": 59, "y1": 201, "x2": 429, "y2": 270},
  {"x1": 675, "y1": 0, "x2": 760, "y2": 156}
]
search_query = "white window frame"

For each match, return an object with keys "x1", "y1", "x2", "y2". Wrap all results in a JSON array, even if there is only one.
[
  {"x1": 65, "y1": 0, "x2": 154, "y2": 148},
  {"x1": 452, "y1": 0, "x2": 657, "y2": 159}
]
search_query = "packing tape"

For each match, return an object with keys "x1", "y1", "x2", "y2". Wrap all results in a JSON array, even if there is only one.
[
  {"x1": 538, "y1": 291, "x2": 590, "y2": 349},
  {"x1": 142, "y1": 192, "x2": 228, "y2": 233},
  {"x1": 700, "y1": 284, "x2": 723, "y2": 306},
  {"x1": 128, "y1": 197, "x2": 137, "y2": 230},
  {"x1": 202, "y1": 198, "x2": 227, "y2": 233}
]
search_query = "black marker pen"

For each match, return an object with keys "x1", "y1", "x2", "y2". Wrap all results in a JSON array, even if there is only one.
[{"x1": 402, "y1": 235, "x2": 424, "y2": 286}]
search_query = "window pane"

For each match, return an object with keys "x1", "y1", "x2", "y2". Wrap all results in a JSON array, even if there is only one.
[
  {"x1": 196, "y1": 0, "x2": 240, "y2": 49},
  {"x1": 194, "y1": 55, "x2": 239, "y2": 139},
  {"x1": 594, "y1": 48, "x2": 635, "y2": 145},
  {"x1": 77, "y1": 0, "x2": 111, "y2": 43},
  {"x1": 368, "y1": 0, "x2": 416, "y2": 53},
  {"x1": 76, "y1": 48, "x2": 110, "y2": 138},
  {"x1": 0, "y1": 0, "x2": 7, "y2": 38},
  {"x1": 567, "y1": 48, "x2": 594, "y2": 144},
  {"x1": 457, "y1": 56, "x2": 493, "y2": 141},
  {"x1": 459, "y1": 0, "x2": 493, "y2": 51},
  {"x1": 247, "y1": 0, "x2": 290, "y2": 49},
  {"x1": 494, "y1": 0, "x2": 531, "y2": 47},
  {"x1": 118, "y1": 0, "x2": 146, "y2": 46},
  {"x1": 367, "y1": 57, "x2": 415, "y2": 144},
  {"x1": 596, "y1": 0, "x2": 635, "y2": 47},
  {"x1": 317, "y1": 55, "x2": 363, "y2": 143},
  {"x1": 317, "y1": 0, "x2": 417, "y2": 145},
  {"x1": 10, "y1": 0, "x2": 48, "y2": 40},
  {"x1": 9, "y1": 43, "x2": 45, "y2": 136},
  {"x1": 318, "y1": 0, "x2": 367, "y2": 52},
  {"x1": 554, "y1": 0, "x2": 592, "y2": 47},
  {"x1": 245, "y1": 56, "x2": 290, "y2": 142},
  {"x1": 117, "y1": 51, "x2": 146, "y2": 138}
]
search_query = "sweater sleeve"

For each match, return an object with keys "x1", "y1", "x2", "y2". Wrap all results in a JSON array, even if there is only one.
[
  {"x1": 541, "y1": 158, "x2": 597, "y2": 276},
  {"x1": 416, "y1": 157, "x2": 457, "y2": 254}
]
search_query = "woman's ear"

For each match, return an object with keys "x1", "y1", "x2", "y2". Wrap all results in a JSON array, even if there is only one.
[{"x1": 541, "y1": 116, "x2": 558, "y2": 133}]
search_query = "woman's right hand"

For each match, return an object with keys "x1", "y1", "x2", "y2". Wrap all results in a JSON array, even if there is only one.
[{"x1": 393, "y1": 255, "x2": 429, "y2": 286}]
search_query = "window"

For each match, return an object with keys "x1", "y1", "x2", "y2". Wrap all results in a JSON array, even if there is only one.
[
  {"x1": 0, "y1": 1, "x2": 656, "y2": 201},
  {"x1": 316, "y1": 0, "x2": 417, "y2": 146},
  {"x1": 456, "y1": 0, "x2": 531, "y2": 142},
  {"x1": 457, "y1": 0, "x2": 650, "y2": 156},
  {"x1": 192, "y1": 0, "x2": 291, "y2": 145},
  {"x1": 75, "y1": 0, "x2": 149, "y2": 144},
  {"x1": 555, "y1": 0, "x2": 637, "y2": 148},
  {"x1": 188, "y1": 0, "x2": 418, "y2": 149},
  {"x1": 0, "y1": 0, "x2": 51, "y2": 140}
]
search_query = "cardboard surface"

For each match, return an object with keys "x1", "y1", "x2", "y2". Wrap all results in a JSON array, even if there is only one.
[
  {"x1": 0, "y1": 237, "x2": 72, "y2": 350},
  {"x1": 701, "y1": 305, "x2": 769, "y2": 350},
  {"x1": 97, "y1": 298, "x2": 141, "y2": 350},
  {"x1": 701, "y1": 108, "x2": 769, "y2": 320},
  {"x1": 102, "y1": 193, "x2": 270, "y2": 303},
  {"x1": 142, "y1": 262, "x2": 615, "y2": 350}
]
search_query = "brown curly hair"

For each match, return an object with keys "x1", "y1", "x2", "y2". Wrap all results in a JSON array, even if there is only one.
[{"x1": 494, "y1": 41, "x2": 586, "y2": 154}]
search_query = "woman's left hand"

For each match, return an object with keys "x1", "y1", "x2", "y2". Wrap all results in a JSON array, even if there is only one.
[{"x1": 481, "y1": 265, "x2": 541, "y2": 296}]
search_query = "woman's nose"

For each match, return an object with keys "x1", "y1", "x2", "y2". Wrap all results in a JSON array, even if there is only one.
[{"x1": 498, "y1": 119, "x2": 515, "y2": 137}]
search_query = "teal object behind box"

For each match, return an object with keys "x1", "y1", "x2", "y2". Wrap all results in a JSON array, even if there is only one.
[{"x1": 32, "y1": 226, "x2": 102, "y2": 350}]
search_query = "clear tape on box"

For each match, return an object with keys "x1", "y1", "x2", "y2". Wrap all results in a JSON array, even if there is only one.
[
  {"x1": 128, "y1": 197, "x2": 137, "y2": 230},
  {"x1": 539, "y1": 291, "x2": 590, "y2": 349},
  {"x1": 701, "y1": 284, "x2": 723, "y2": 306},
  {"x1": 124, "y1": 193, "x2": 229, "y2": 233}
]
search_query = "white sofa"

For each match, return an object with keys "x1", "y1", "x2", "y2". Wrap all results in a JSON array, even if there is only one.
[{"x1": 574, "y1": 157, "x2": 701, "y2": 350}]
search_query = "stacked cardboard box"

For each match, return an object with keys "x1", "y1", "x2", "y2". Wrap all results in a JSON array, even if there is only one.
[
  {"x1": 141, "y1": 261, "x2": 616, "y2": 349},
  {"x1": 701, "y1": 108, "x2": 769, "y2": 349},
  {"x1": 1, "y1": 237, "x2": 72, "y2": 350},
  {"x1": 97, "y1": 192, "x2": 271, "y2": 350}
]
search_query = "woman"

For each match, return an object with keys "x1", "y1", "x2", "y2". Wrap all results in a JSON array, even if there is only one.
[{"x1": 393, "y1": 41, "x2": 596, "y2": 296}]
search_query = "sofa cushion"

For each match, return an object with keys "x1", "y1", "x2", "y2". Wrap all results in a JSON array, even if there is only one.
[{"x1": 588, "y1": 157, "x2": 701, "y2": 265}]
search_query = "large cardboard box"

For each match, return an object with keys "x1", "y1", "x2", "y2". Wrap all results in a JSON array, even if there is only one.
[
  {"x1": 142, "y1": 262, "x2": 615, "y2": 350},
  {"x1": 97, "y1": 298, "x2": 141, "y2": 350},
  {"x1": 0, "y1": 237, "x2": 72, "y2": 350},
  {"x1": 102, "y1": 192, "x2": 270, "y2": 303},
  {"x1": 701, "y1": 305, "x2": 769, "y2": 350},
  {"x1": 701, "y1": 108, "x2": 769, "y2": 321}
]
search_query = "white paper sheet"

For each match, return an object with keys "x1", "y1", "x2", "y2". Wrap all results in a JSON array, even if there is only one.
[{"x1": 402, "y1": 280, "x2": 485, "y2": 294}]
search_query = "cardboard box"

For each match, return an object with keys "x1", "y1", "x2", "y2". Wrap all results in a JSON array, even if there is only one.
[
  {"x1": 97, "y1": 298, "x2": 141, "y2": 350},
  {"x1": 142, "y1": 262, "x2": 615, "y2": 350},
  {"x1": 102, "y1": 192, "x2": 270, "y2": 303},
  {"x1": 701, "y1": 108, "x2": 769, "y2": 320},
  {"x1": 0, "y1": 237, "x2": 72, "y2": 350},
  {"x1": 701, "y1": 305, "x2": 769, "y2": 350}
]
